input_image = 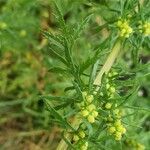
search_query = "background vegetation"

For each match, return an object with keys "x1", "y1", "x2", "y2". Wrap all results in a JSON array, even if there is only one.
[{"x1": 0, "y1": 0, "x2": 149, "y2": 150}]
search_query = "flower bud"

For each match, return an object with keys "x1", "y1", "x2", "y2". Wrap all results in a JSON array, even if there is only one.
[
  {"x1": 110, "y1": 86, "x2": 116, "y2": 93},
  {"x1": 87, "y1": 104, "x2": 96, "y2": 111},
  {"x1": 73, "y1": 135, "x2": 79, "y2": 142},
  {"x1": 105, "y1": 103, "x2": 112, "y2": 109},
  {"x1": 81, "y1": 110, "x2": 89, "y2": 117},
  {"x1": 108, "y1": 126, "x2": 116, "y2": 134},
  {"x1": 87, "y1": 115, "x2": 95, "y2": 123},
  {"x1": 82, "y1": 91, "x2": 87, "y2": 99},
  {"x1": 92, "y1": 110, "x2": 98, "y2": 117},
  {"x1": 79, "y1": 130, "x2": 86, "y2": 138},
  {"x1": 115, "y1": 132, "x2": 122, "y2": 141},
  {"x1": 86, "y1": 95, "x2": 94, "y2": 103}
]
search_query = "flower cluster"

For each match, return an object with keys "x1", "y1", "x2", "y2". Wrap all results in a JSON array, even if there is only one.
[
  {"x1": 100, "y1": 71, "x2": 118, "y2": 99},
  {"x1": 125, "y1": 139, "x2": 145, "y2": 150},
  {"x1": 99, "y1": 71, "x2": 126, "y2": 141},
  {"x1": 73, "y1": 130, "x2": 86, "y2": 142},
  {"x1": 116, "y1": 19, "x2": 133, "y2": 38},
  {"x1": 80, "y1": 92, "x2": 99, "y2": 124},
  {"x1": 72, "y1": 129, "x2": 88, "y2": 150},
  {"x1": 138, "y1": 21, "x2": 150, "y2": 36},
  {"x1": 80, "y1": 142, "x2": 88, "y2": 150},
  {"x1": 107, "y1": 117, "x2": 126, "y2": 141}
]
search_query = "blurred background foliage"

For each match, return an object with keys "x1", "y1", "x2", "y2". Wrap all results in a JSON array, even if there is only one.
[{"x1": 0, "y1": 0, "x2": 149, "y2": 150}]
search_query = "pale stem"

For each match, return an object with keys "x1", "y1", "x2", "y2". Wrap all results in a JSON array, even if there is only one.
[{"x1": 94, "y1": 40, "x2": 121, "y2": 86}]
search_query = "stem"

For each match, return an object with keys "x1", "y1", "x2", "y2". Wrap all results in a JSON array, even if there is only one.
[
  {"x1": 56, "y1": 39, "x2": 121, "y2": 150},
  {"x1": 94, "y1": 39, "x2": 121, "y2": 87}
]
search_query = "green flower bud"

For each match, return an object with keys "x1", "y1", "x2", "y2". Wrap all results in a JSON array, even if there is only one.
[
  {"x1": 108, "y1": 126, "x2": 116, "y2": 134},
  {"x1": 81, "y1": 110, "x2": 89, "y2": 117},
  {"x1": 109, "y1": 86, "x2": 116, "y2": 93},
  {"x1": 87, "y1": 115, "x2": 95, "y2": 123},
  {"x1": 115, "y1": 132, "x2": 122, "y2": 141},
  {"x1": 87, "y1": 104, "x2": 96, "y2": 111},
  {"x1": 73, "y1": 135, "x2": 79, "y2": 142},
  {"x1": 105, "y1": 103, "x2": 112, "y2": 109},
  {"x1": 92, "y1": 110, "x2": 98, "y2": 117},
  {"x1": 86, "y1": 95, "x2": 94, "y2": 103},
  {"x1": 79, "y1": 130, "x2": 86, "y2": 138}
]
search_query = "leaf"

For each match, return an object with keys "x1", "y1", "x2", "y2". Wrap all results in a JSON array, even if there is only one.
[
  {"x1": 118, "y1": 84, "x2": 139, "y2": 107},
  {"x1": 45, "y1": 100, "x2": 75, "y2": 131},
  {"x1": 43, "y1": 31, "x2": 64, "y2": 50},
  {"x1": 53, "y1": 2, "x2": 67, "y2": 35},
  {"x1": 73, "y1": 14, "x2": 92, "y2": 40},
  {"x1": 124, "y1": 106, "x2": 150, "y2": 113},
  {"x1": 54, "y1": 102, "x2": 73, "y2": 110},
  {"x1": 64, "y1": 86, "x2": 75, "y2": 92},
  {"x1": 40, "y1": 95, "x2": 75, "y2": 102},
  {"x1": 89, "y1": 60, "x2": 100, "y2": 91},
  {"x1": 79, "y1": 48, "x2": 101, "y2": 73},
  {"x1": 73, "y1": 81, "x2": 83, "y2": 100},
  {"x1": 63, "y1": 38, "x2": 74, "y2": 66},
  {"x1": 48, "y1": 46, "x2": 68, "y2": 66},
  {"x1": 48, "y1": 67, "x2": 68, "y2": 74}
]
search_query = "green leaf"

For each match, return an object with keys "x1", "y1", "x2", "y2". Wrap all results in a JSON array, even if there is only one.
[
  {"x1": 73, "y1": 14, "x2": 92, "y2": 40},
  {"x1": 53, "y1": 2, "x2": 68, "y2": 35},
  {"x1": 73, "y1": 81, "x2": 83, "y2": 100},
  {"x1": 124, "y1": 106, "x2": 150, "y2": 113},
  {"x1": 48, "y1": 67, "x2": 68, "y2": 74},
  {"x1": 45, "y1": 100, "x2": 75, "y2": 131},
  {"x1": 89, "y1": 60, "x2": 100, "y2": 91},
  {"x1": 44, "y1": 31, "x2": 64, "y2": 50},
  {"x1": 118, "y1": 84, "x2": 139, "y2": 107},
  {"x1": 47, "y1": 46, "x2": 68, "y2": 66},
  {"x1": 40, "y1": 95, "x2": 75, "y2": 102}
]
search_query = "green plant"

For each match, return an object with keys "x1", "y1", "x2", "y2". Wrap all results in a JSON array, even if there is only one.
[{"x1": 41, "y1": 0, "x2": 150, "y2": 150}]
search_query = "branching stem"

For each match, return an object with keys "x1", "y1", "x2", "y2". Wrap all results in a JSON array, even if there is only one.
[{"x1": 56, "y1": 39, "x2": 122, "y2": 150}]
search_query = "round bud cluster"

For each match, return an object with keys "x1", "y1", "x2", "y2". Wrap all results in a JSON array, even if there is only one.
[
  {"x1": 105, "y1": 102, "x2": 112, "y2": 109},
  {"x1": 116, "y1": 19, "x2": 133, "y2": 38},
  {"x1": 105, "y1": 103, "x2": 126, "y2": 141},
  {"x1": 113, "y1": 108, "x2": 124, "y2": 119},
  {"x1": 73, "y1": 130, "x2": 86, "y2": 142},
  {"x1": 80, "y1": 92, "x2": 98, "y2": 124},
  {"x1": 125, "y1": 139, "x2": 145, "y2": 150},
  {"x1": 72, "y1": 129, "x2": 88, "y2": 150},
  {"x1": 138, "y1": 21, "x2": 150, "y2": 36},
  {"x1": 103, "y1": 72, "x2": 118, "y2": 99},
  {"x1": 107, "y1": 119, "x2": 126, "y2": 141},
  {"x1": 80, "y1": 142, "x2": 88, "y2": 150}
]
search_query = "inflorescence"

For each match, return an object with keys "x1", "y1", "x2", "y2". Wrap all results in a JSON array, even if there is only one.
[
  {"x1": 116, "y1": 17, "x2": 150, "y2": 38},
  {"x1": 116, "y1": 19, "x2": 133, "y2": 38},
  {"x1": 71, "y1": 70, "x2": 129, "y2": 149},
  {"x1": 138, "y1": 21, "x2": 150, "y2": 36}
]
